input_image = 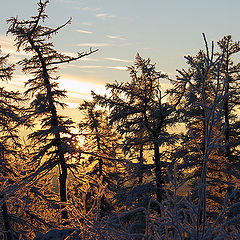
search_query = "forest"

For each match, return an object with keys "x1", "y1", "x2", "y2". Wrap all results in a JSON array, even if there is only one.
[{"x1": 0, "y1": 1, "x2": 240, "y2": 239}]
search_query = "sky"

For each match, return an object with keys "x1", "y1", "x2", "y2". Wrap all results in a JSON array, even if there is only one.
[{"x1": 1, "y1": 0, "x2": 240, "y2": 120}]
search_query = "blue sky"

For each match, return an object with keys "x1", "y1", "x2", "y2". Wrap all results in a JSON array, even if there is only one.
[{"x1": 1, "y1": 0, "x2": 240, "y2": 116}]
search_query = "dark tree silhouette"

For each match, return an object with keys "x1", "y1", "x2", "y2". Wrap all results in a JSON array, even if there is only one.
[
  {"x1": 216, "y1": 36, "x2": 240, "y2": 171},
  {"x1": 169, "y1": 35, "x2": 240, "y2": 233},
  {"x1": 169, "y1": 50, "x2": 215, "y2": 186},
  {"x1": 78, "y1": 99, "x2": 123, "y2": 216},
  {"x1": 7, "y1": 0, "x2": 97, "y2": 219},
  {"x1": 94, "y1": 54, "x2": 177, "y2": 204},
  {"x1": 79, "y1": 99, "x2": 122, "y2": 181},
  {"x1": 0, "y1": 50, "x2": 22, "y2": 240}
]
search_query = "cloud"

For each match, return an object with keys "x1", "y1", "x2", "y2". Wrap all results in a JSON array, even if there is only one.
[
  {"x1": 7, "y1": 55, "x2": 23, "y2": 63},
  {"x1": 61, "y1": 52, "x2": 98, "y2": 62},
  {"x1": 105, "y1": 35, "x2": 126, "y2": 41},
  {"x1": 78, "y1": 57, "x2": 99, "y2": 62},
  {"x1": 119, "y1": 42, "x2": 133, "y2": 47},
  {"x1": 1, "y1": 74, "x2": 30, "y2": 92},
  {"x1": 141, "y1": 47, "x2": 152, "y2": 50},
  {"x1": 80, "y1": 22, "x2": 93, "y2": 26},
  {"x1": 59, "y1": 63, "x2": 102, "y2": 71},
  {"x1": 0, "y1": 36, "x2": 19, "y2": 54},
  {"x1": 107, "y1": 66, "x2": 128, "y2": 71},
  {"x1": 81, "y1": 7, "x2": 91, "y2": 11},
  {"x1": 0, "y1": 35, "x2": 31, "y2": 63},
  {"x1": 96, "y1": 13, "x2": 115, "y2": 19},
  {"x1": 96, "y1": 13, "x2": 107, "y2": 18},
  {"x1": 70, "y1": 65, "x2": 103, "y2": 69},
  {"x1": 104, "y1": 57, "x2": 132, "y2": 63},
  {"x1": 79, "y1": 6, "x2": 102, "y2": 12},
  {"x1": 76, "y1": 43, "x2": 110, "y2": 47},
  {"x1": 76, "y1": 29, "x2": 93, "y2": 34},
  {"x1": 58, "y1": 77, "x2": 106, "y2": 101},
  {"x1": 61, "y1": 52, "x2": 78, "y2": 58},
  {"x1": 60, "y1": 63, "x2": 129, "y2": 72}
]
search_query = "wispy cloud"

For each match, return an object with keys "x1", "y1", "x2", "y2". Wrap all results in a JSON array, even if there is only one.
[
  {"x1": 119, "y1": 42, "x2": 133, "y2": 47},
  {"x1": 58, "y1": 77, "x2": 106, "y2": 101},
  {"x1": 81, "y1": 7, "x2": 91, "y2": 11},
  {"x1": 60, "y1": 63, "x2": 128, "y2": 71},
  {"x1": 80, "y1": 22, "x2": 93, "y2": 26},
  {"x1": 76, "y1": 43, "x2": 110, "y2": 47},
  {"x1": 0, "y1": 36, "x2": 19, "y2": 54},
  {"x1": 141, "y1": 47, "x2": 152, "y2": 50},
  {"x1": 7, "y1": 55, "x2": 23, "y2": 63},
  {"x1": 78, "y1": 57, "x2": 99, "y2": 62},
  {"x1": 61, "y1": 52, "x2": 78, "y2": 58},
  {"x1": 107, "y1": 66, "x2": 128, "y2": 71},
  {"x1": 76, "y1": 29, "x2": 93, "y2": 34},
  {"x1": 0, "y1": 35, "x2": 31, "y2": 62},
  {"x1": 1, "y1": 74, "x2": 30, "y2": 92},
  {"x1": 96, "y1": 13, "x2": 107, "y2": 18},
  {"x1": 70, "y1": 65, "x2": 103, "y2": 69},
  {"x1": 79, "y1": 6, "x2": 102, "y2": 12},
  {"x1": 62, "y1": 52, "x2": 98, "y2": 62},
  {"x1": 104, "y1": 57, "x2": 132, "y2": 63},
  {"x1": 96, "y1": 13, "x2": 115, "y2": 19},
  {"x1": 105, "y1": 35, "x2": 126, "y2": 41}
]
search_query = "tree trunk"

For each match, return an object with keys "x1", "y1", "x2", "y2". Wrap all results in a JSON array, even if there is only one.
[
  {"x1": 59, "y1": 161, "x2": 68, "y2": 219},
  {"x1": 223, "y1": 43, "x2": 230, "y2": 160},
  {"x1": 153, "y1": 140, "x2": 164, "y2": 204},
  {"x1": 1, "y1": 195, "x2": 13, "y2": 240},
  {"x1": 29, "y1": 37, "x2": 69, "y2": 219},
  {"x1": 224, "y1": 76, "x2": 230, "y2": 158},
  {"x1": 0, "y1": 148, "x2": 13, "y2": 240},
  {"x1": 138, "y1": 145, "x2": 144, "y2": 184}
]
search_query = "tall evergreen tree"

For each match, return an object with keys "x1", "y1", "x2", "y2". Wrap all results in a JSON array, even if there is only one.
[
  {"x1": 169, "y1": 35, "x2": 240, "y2": 228},
  {"x1": 0, "y1": 50, "x2": 21, "y2": 240},
  {"x1": 94, "y1": 54, "x2": 177, "y2": 204},
  {"x1": 7, "y1": 0, "x2": 97, "y2": 219},
  {"x1": 78, "y1": 99, "x2": 122, "y2": 181},
  {"x1": 169, "y1": 50, "x2": 216, "y2": 186},
  {"x1": 77, "y1": 99, "x2": 123, "y2": 216},
  {"x1": 216, "y1": 36, "x2": 240, "y2": 174}
]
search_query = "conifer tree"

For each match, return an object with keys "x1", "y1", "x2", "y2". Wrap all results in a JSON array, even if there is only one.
[
  {"x1": 216, "y1": 36, "x2": 240, "y2": 173},
  {"x1": 78, "y1": 99, "x2": 122, "y2": 182},
  {"x1": 94, "y1": 54, "x2": 177, "y2": 204},
  {"x1": 7, "y1": 0, "x2": 97, "y2": 219},
  {"x1": 0, "y1": 50, "x2": 21, "y2": 240},
  {"x1": 169, "y1": 35, "x2": 240, "y2": 225},
  {"x1": 77, "y1": 99, "x2": 124, "y2": 216},
  {"x1": 169, "y1": 50, "x2": 215, "y2": 185}
]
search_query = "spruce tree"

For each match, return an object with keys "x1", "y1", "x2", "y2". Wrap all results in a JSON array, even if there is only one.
[
  {"x1": 169, "y1": 35, "x2": 240, "y2": 228},
  {"x1": 7, "y1": 0, "x2": 97, "y2": 219},
  {"x1": 169, "y1": 50, "x2": 215, "y2": 186},
  {"x1": 77, "y1": 99, "x2": 123, "y2": 216},
  {"x1": 94, "y1": 54, "x2": 177, "y2": 204},
  {"x1": 216, "y1": 36, "x2": 240, "y2": 175},
  {"x1": 0, "y1": 50, "x2": 22, "y2": 240}
]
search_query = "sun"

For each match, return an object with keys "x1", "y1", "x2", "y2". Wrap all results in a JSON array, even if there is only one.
[{"x1": 71, "y1": 128, "x2": 85, "y2": 149}]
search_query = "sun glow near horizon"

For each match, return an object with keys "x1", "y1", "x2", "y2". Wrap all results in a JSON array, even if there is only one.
[
  {"x1": 70, "y1": 128, "x2": 85, "y2": 149},
  {"x1": 58, "y1": 76, "x2": 107, "y2": 101}
]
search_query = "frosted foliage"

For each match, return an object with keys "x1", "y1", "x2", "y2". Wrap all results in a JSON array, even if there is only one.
[{"x1": 0, "y1": 1, "x2": 239, "y2": 239}]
